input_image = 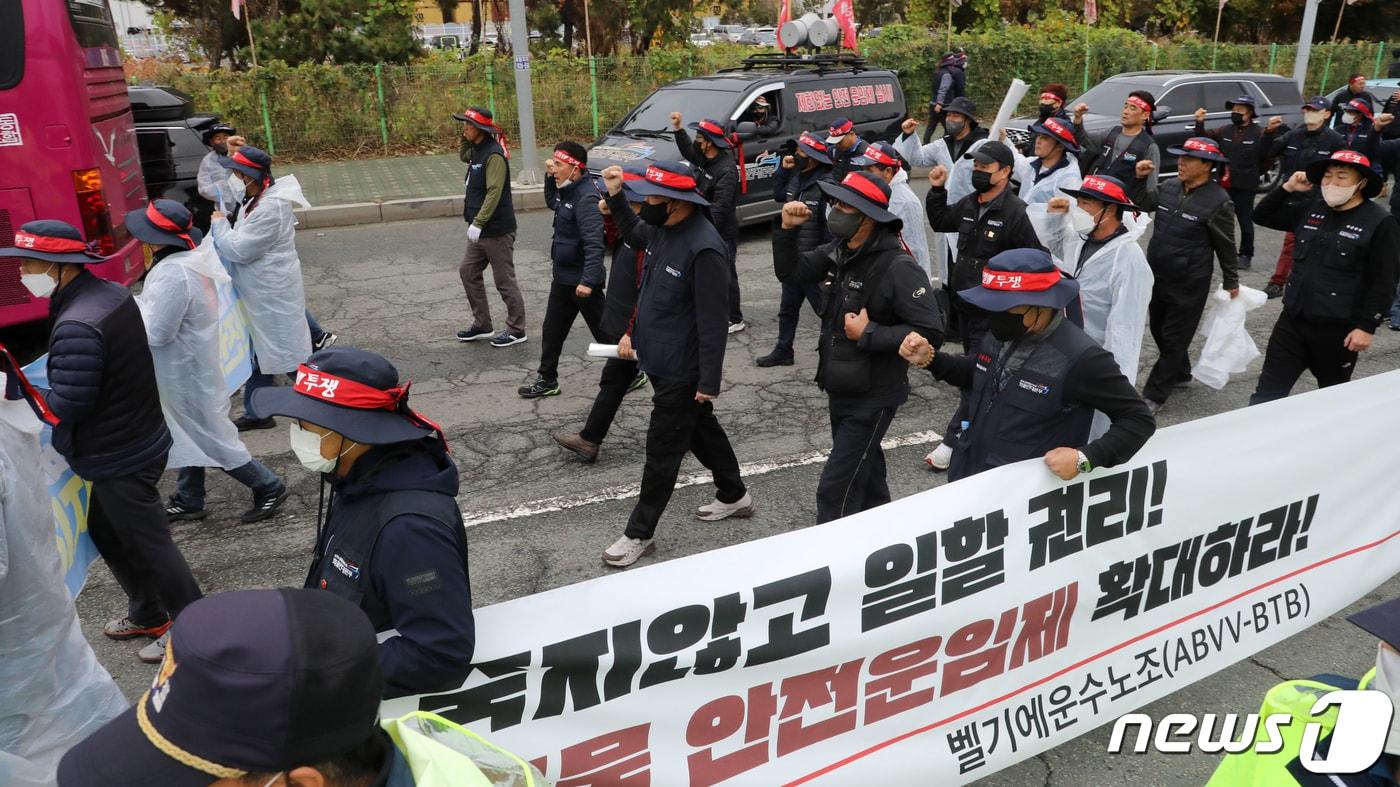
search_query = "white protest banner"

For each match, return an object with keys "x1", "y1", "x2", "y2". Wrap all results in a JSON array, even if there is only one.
[
  {"x1": 383, "y1": 370, "x2": 1400, "y2": 786},
  {"x1": 988, "y1": 78, "x2": 1030, "y2": 142}
]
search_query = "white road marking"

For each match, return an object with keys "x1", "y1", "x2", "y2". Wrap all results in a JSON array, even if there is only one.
[{"x1": 462, "y1": 430, "x2": 942, "y2": 528}]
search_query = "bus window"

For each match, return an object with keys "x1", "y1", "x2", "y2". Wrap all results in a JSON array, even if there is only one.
[
  {"x1": 65, "y1": 0, "x2": 120, "y2": 49},
  {"x1": 0, "y1": 2, "x2": 22, "y2": 90}
]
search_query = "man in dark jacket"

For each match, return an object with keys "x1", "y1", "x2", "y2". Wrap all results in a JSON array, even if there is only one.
[
  {"x1": 757, "y1": 132, "x2": 835, "y2": 368},
  {"x1": 1249, "y1": 151, "x2": 1400, "y2": 404},
  {"x1": 1134, "y1": 137, "x2": 1240, "y2": 413},
  {"x1": 1262, "y1": 96, "x2": 1346, "y2": 298},
  {"x1": 775, "y1": 171, "x2": 945, "y2": 522},
  {"x1": 826, "y1": 117, "x2": 870, "y2": 183},
  {"x1": 1020, "y1": 83, "x2": 1073, "y2": 156},
  {"x1": 1330, "y1": 74, "x2": 1378, "y2": 130},
  {"x1": 1336, "y1": 97, "x2": 1390, "y2": 161},
  {"x1": 671, "y1": 112, "x2": 745, "y2": 333},
  {"x1": 454, "y1": 107, "x2": 527, "y2": 348},
  {"x1": 254, "y1": 347, "x2": 475, "y2": 699},
  {"x1": 1, "y1": 220, "x2": 203, "y2": 664},
  {"x1": 519, "y1": 141, "x2": 609, "y2": 399},
  {"x1": 924, "y1": 51, "x2": 967, "y2": 144},
  {"x1": 597, "y1": 161, "x2": 753, "y2": 568},
  {"x1": 900, "y1": 248, "x2": 1156, "y2": 482},
  {"x1": 1074, "y1": 90, "x2": 1160, "y2": 204},
  {"x1": 1193, "y1": 95, "x2": 1273, "y2": 268}
]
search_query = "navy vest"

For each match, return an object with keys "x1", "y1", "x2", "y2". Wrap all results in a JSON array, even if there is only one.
[
  {"x1": 1145, "y1": 179, "x2": 1232, "y2": 281},
  {"x1": 463, "y1": 137, "x2": 517, "y2": 237},
  {"x1": 1284, "y1": 198, "x2": 1393, "y2": 325},
  {"x1": 632, "y1": 212, "x2": 728, "y2": 384}
]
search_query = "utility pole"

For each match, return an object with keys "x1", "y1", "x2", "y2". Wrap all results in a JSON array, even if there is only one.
[
  {"x1": 506, "y1": 0, "x2": 540, "y2": 185},
  {"x1": 1292, "y1": 0, "x2": 1320, "y2": 94}
]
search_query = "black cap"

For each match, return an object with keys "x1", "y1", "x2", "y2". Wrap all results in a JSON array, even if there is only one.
[
  {"x1": 57, "y1": 589, "x2": 384, "y2": 787},
  {"x1": 964, "y1": 140, "x2": 1015, "y2": 168},
  {"x1": 1349, "y1": 597, "x2": 1400, "y2": 652}
]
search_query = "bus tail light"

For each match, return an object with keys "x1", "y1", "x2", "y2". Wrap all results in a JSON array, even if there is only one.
[{"x1": 72, "y1": 168, "x2": 116, "y2": 256}]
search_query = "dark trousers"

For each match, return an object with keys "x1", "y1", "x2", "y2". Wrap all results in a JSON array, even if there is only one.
[
  {"x1": 1248, "y1": 312, "x2": 1357, "y2": 405},
  {"x1": 86, "y1": 455, "x2": 203, "y2": 625},
  {"x1": 923, "y1": 105, "x2": 947, "y2": 144},
  {"x1": 581, "y1": 356, "x2": 639, "y2": 445},
  {"x1": 537, "y1": 282, "x2": 607, "y2": 381},
  {"x1": 944, "y1": 291, "x2": 990, "y2": 449},
  {"x1": 817, "y1": 401, "x2": 896, "y2": 524},
  {"x1": 1269, "y1": 232, "x2": 1295, "y2": 287},
  {"x1": 725, "y1": 237, "x2": 743, "y2": 323},
  {"x1": 624, "y1": 376, "x2": 746, "y2": 540},
  {"x1": 775, "y1": 281, "x2": 824, "y2": 351},
  {"x1": 1230, "y1": 188, "x2": 1256, "y2": 258},
  {"x1": 242, "y1": 356, "x2": 295, "y2": 421},
  {"x1": 1143, "y1": 274, "x2": 1213, "y2": 404}
]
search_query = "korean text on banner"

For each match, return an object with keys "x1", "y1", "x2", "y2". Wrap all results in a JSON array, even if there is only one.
[
  {"x1": 21, "y1": 357, "x2": 99, "y2": 598},
  {"x1": 383, "y1": 370, "x2": 1400, "y2": 786}
]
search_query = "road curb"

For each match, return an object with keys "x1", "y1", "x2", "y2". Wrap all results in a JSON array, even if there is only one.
[{"x1": 295, "y1": 184, "x2": 549, "y2": 229}]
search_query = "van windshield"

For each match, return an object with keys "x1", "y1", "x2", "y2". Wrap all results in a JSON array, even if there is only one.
[{"x1": 621, "y1": 88, "x2": 739, "y2": 134}]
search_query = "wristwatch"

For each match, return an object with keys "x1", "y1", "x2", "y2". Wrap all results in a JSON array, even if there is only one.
[{"x1": 1076, "y1": 450, "x2": 1093, "y2": 474}]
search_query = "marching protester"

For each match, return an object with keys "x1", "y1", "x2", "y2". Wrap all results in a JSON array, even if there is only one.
[
  {"x1": 519, "y1": 141, "x2": 608, "y2": 399},
  {"x1": 0, "y1": 357, "x2": 126, "y2": 786},
  {"x1": 1336, "y1": 97, "x2": 1390, "y2": 160},
  {"x1": 671, "y1": 112, "x2": 746, "y2": 334},
  {"x1": 211, "y1": 144, "x2": 314, "y2": 431},
  {"x1": 1042, "y1": 176, "x2": 1154, "y2": 437},
  {"x1": 1134, "y1": 137, "x2": 1240, "y2": 414},
  {"x1": 1006, "y1": 115, "x2": 1083, "y2": 206},
  {"x1": 774, "y1": 171, "x2": 944, "y2": 523},
  {"x1": 1193, "y1": 95, "x2": 1273, "y2": 268},
  {"x1": 127, "y1": 200, "x2": 289, "y2": 524},
  {"x1": 597, "y1": 162, "x2": 753, "y2": 569},
  {"x1": 924, "y1": 51, "x2": 968, "y2": 144},
  {"x1": 924, "y1": 140, "x2": 1046, "y2": 471},
  {"x1": 454, "y1": 106, "x2": 528, "y2": 348},
  {"x1": 2, "y1": 220, "x2": 203, "y2": 663},
  {"x1": 193, "y1": 122, "x2": 236, "y2": 232},
  {"x1": 826, "y1": 117, "x2": 871, "y2": 182},
  {"x1": 757, "y1": 132, "x2": 835, "y2": 368},
  {"x1": 57, "y1": 589, "x2": 544, "y2": 786},
  {"x1": 896, "y1": 97, "x2": 991, "y2": 286},
  {"x1": 1330, "y1": 73, "x2": 1377, "y2": 130},
  {"x1": 1262, "y1": 96, "x2": 1345, "y2": 299},
  {"x1": 899, "y1": 248, "x2": 1156, "y2": 482},
  {"x1": 553, "y1": 165, "x2": 651, "y2": 462},
  {"x1": 253, "y1": 347, "x2": 475, "y2": 698},
  {"x1": 1019, "y1": 84, "x2": 1073, "y2": 156},
  {"x1": 1248, "y1": 151, "x2": 1400, "y2": 405},
  {"x1": 853, "y1": 141, "x2": 934, "y2": 282},
  {"x1": 1073, "y1": 90, "x2": 1160, "y2": 203}
]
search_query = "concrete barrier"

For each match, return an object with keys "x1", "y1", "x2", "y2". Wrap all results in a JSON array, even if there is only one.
[{"x1": 295, "y1": 184, "x2": 546, "y2": 230}]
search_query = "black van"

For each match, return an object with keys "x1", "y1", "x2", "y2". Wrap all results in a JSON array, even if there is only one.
[
  {"x1": 128, "y1": 85, "x2": 226, "y2": 232},
  {"x1": 588, "y1": 54, "x2": 907, "y2": 224}
]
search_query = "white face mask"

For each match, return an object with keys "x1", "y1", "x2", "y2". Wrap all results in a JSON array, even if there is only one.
[
  {"x1": 1321, "y1": 182, "x2": 1360, "y2": 208},
  {"x1": 1069, "y1": 204, "x2": 1103, "y2": 236},
  {"x1": 1341, "y1": 111, "x2": 1359, "y2": 126},
  {"x1": 1373, "y1": 643, "x2": 1400, "y2": 755},
  {"x1": 289, "y1": 423, "x2": 350, "y2": 474},
  {"x1": 1303, "y1": 110, "x2": 1326, "y2": 128},
  {"x1": 21, "y1": 264, "x2": 57, "y2": 299},
  {"x1": 228, "y1": 173, "x2": 247, "y2": 202}
]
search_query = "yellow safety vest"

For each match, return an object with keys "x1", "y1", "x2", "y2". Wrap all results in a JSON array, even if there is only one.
[{"x1": 382, "y1": 711, "x2": 548, "y2": 787}]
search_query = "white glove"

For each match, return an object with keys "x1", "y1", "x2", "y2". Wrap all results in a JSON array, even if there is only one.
[{"x1": 467, "y1": 224, "x2": 482, "y2": 243}]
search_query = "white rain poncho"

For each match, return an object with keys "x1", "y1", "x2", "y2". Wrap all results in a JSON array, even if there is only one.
[
  {"x1": 1011, "y1": 148, "x2": 1082, "y2": 206},
  {"x1": 1030, "y1": 204, "x2": 1154, "y2": 438},
  {"x1": 1193, "y1": 285, "x2": 1268, "y2": 390},
  {"x1": 894, "y1": 133, "x2": 991, "y2": 285},
  {"x1": 888, "y1": 168, "x2": 934, "y2": 283},
  {"x1": 136, "y1": 240, "x2": 255, "y2": 470},
  {"x1": 0, "y1": 398, "x2": 126, "y2": 787},
  {"x1": 210, "y1": 174, "x2": 312, "y2": 375},
  {"x1": 196, "y1": 151, "x2": 226, "y2": 204}
]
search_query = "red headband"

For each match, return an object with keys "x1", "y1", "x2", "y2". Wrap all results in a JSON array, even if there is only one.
[
  {"x1": 1330, "y1": 150, "x2": 1372, "y2": 168},
  {"x1": 1126, "y1": 96, "x2": 1152, "y2": 113},
  {"x1": 860, "y1": 145, "x2": 900, "y2": 167},
  {"x1": 981, "y1": 268, "x2": 1063, "y2": 292},
  {"x1": 798, "y1": 133, "x2": 829, "y2": 152},
  {"x1": 1078, "y1": 175, "x2": 1130, "y2": 204},
  {"x1": 1349, "y1": 75, "x2": 1365, "y2": 84},
  {"x1": 1040, "y1": 118, "x2": 1076, "y2": 146},
  {"x1": 553, "y1": 149, "x2": 583, "y2": 169},
  {"x1": 1039, "y1": 92, "x2": 1061, "y2": 103},
  {"x1": 1182, "y1": 138, "x2": 1221, "y2": 155},
  {"x1": 839, "y1": 172, "x2": 889, "y2": 207},
  {"x1": 145, "y1": 202, "x2": 196, "y2": 250},
  {"x1": 294, "y1": 366, "x2": 407, "y2": 410},
  {"x1": 11, "y1": 231, "x2": 93, "y2": 255},
  {"x1": 644, "y1": 165, "x2": 697, "y2": 191},
  {"x1": 829, "y1": 120, "x2": 853, "y2": 136},
  {"x1": 462, "y1": 110, "x2": 511, "y2": 159}
]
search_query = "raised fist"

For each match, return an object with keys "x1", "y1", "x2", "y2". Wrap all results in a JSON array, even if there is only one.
[
  {"x1": 669, "y1": 112, "x2": 683, "y2": 131},
  {"x1": 1073, "y1": 102, "x2": 1089, "y2": 120},
  {"x1": 1266, "y1": 115, "x2": 1284, "y2": 132},
  {"x1": 1375, "y1": 112, "x2": 1394, "y2": 129},
  {"x1": 781, "y1": 155, "x2": 796, "y2": 169},
  {"x1": 1283, "y1": 170, "x2": 1313, "y2": 193},
  {"x1": 927, "y1": 165, "x2": 949, "y2": 188},
  {"x1": 1046, "y1": 196, "x2": 1071, "y2": 214},
  {"x1": 600, "y1": 165, "x2": 624, "y2": 196},
  {"x1": 781, "y1": 200, "x2": 812, "y2": 229},
  {"x1": 1193, "y1": 107, "x2": 1208, "y2": 123},
  {"x1": 901, "y1": 117, "x2": 919, "y2": 136},
  {"x1": 1134, "y1": 159, "x2": 1156, "y2": 179}
]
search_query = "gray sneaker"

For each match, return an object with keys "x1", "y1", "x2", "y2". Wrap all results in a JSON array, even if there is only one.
[
  {"x1": 138, "y1": 633, "x2": 170, "y2": 664},
  {"x1": 694, "y1": 491, "x2": 756, "y2": 521},
  {"x1": 602, "y1": 535, "x2": 655, "y2": 568}
]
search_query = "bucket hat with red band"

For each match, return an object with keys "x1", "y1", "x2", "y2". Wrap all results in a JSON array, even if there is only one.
[
  {"x1": 1304, "y1": 149, "x2": 1383, "y2": 199},
  {"x1": 1027, "y1": 116, "x2": 1082, "y2": 154},
  {"x1": 453, "y1": 105, "x2": 502, "y2": 135},
  {"x1": 626, "y1": 160, "x2": 711, "y2": 206},
  {"x1": 251, "y1": 346, "x2": 443, "y2": 445},
  {"x1": 1344, "y1": 96, "x2": 1375, "y2": 120},
  {"x1": 816, "y1": 171, "x2": 899, "y2": 226},
  {"x1": 0, "y1": 220, "x2": 105, "y2": 264},
  {"x1": 1166, "y1": 136, "x2": 1229, "y2": 164},
  {"x1": 217, "y1": 145, "x2": 273, "y2": 183},
  {"x1": 689, "y1": 118, "x2": 733, "y2": 149},
  {"x1": 1060, "y1": 174, "x2": 1139, "y2": 213},
  {"x1": 851, "y1": 140, "x2": 907, "y2": 170},
  {"x1": 796, "y1": 132, "x2": 834, "y2": 164},
  {"x1": 958, "y1": 247, "x2": 1081, "y2": 312},
  {"x1": 124, "y1": 199, "x2": 203, "y2": 250}
]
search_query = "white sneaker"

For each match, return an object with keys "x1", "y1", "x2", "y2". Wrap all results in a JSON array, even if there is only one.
[
  {"x1": 602, "y1": 535, "x2": 655, "y2": 568},
  {"x1": 925, "y1": 443, "x2": 952, "y2": 472},
  {"x1": 138, "y1": 633, "x2": 170, "y2": 664},
  {"x1": 727, "y1": 321, "x2": 747, "y2": 334},
  {"x1": 695, "y1": 491, "x2": 756, "y2": 521}
]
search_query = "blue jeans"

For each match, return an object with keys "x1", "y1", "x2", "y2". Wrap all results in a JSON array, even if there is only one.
[
  {"x1": 242, "y1": 355, "x2": 295, "y2": 421},
  {"x1": 306, "y1": 310, "x2": 327, "y2": 343},
  {"x1": 174, "y1": 460, "x2": 282, "y2": 509},
  {"x1": 775, "y1": 282, "x2": 823, "y2": 351}
]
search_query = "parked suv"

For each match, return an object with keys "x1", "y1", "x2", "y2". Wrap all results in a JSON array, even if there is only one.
[
  {"x1": 128, "y1": 85, "x2": 225, "y2": 230},
  {"x1": 1006, "y1": 71, "x2": 1305, "y2": 192},
  {"x1": 589, "y1": 53, "x2": 907, "y2": 223}
]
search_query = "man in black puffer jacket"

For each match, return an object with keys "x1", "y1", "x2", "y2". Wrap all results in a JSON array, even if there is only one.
[
  {"x1": 774, "y1": 171, "x2": 945, "y2": 523},
  {"x1": 2, "y1": 220, "x2": 202, "y2": 664}
]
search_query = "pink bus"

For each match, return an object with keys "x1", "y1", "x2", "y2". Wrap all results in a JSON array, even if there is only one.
[{"x1": 0, "y1": 0, "x2": 148, "y2": 327}]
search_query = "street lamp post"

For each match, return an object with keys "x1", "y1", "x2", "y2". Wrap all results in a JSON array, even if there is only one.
[{"x1": 1292, "y1": 0, "x2": 1321, "y2": 94}]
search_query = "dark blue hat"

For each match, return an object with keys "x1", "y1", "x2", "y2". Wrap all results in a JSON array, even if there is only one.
[
  {"x1": 124, "y1": 199, "x2": 203, "y2": 250},
  {"x1": 958, "y1": 247, "x2": 1081, "y2": 311},
  {"x1": 453, "y1": 106, "x2": 501, "y2": 136},
  {"x1": 217, "y1": 144, "x2": 272, "y2": 182},
  {"x1": 1027, "y1": 116, "x2": 1081, "y2": 154},
  {"x1": 1348, "y1": 597, "x2": 1400, "y2": 652},
  {"x1": 825, "y1": 117, "x2": 855, "y2": 143},
  {"x1": 1302, "y1": 95, "x2": 1330, "y2": 111},
  {"x1": 0, "y1": 219, "x2": 105, "y2": 264},
  {"x1": 252, "y1": 346, "x2": 439, "y2": 445},
  {"x1": 690, "y1": 118, "x2": 733, "y2": 149},
  {"x1": 200, "y1": 122, "x2": 236, "y2": 145},
  {"x1": 56, "y1": 589, "x2": 383, "y2": 787},
  {"x1": 619, "y1": 162, "x2": 649, "y2": 200},
  {"x1": 627, "y1": 160, "x2": 711, "y2": 206},
  {"x1": 851, "y1": 140, "x2": 906, "y2": 170},
  {"x1": 1224, "y1": 95, "x2": 1256, "y2": 111},
  {"x1": 795, "y1": 131, "x2": 834, "y2": 164},
  {"x1": 817, "y1": 170, "x2": 900, "y2": 226},
  {"x1": 1167, "y1": 136, "x2": 1230, "y2": 164}
]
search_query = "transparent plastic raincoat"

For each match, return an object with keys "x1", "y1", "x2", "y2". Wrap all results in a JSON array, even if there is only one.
[
  {"x1": 894, "y1": 134, "x2": 992, "y2": 285},
  {"x1": 1010, "y1": 148, "x2": 1082, "y2": 206}
]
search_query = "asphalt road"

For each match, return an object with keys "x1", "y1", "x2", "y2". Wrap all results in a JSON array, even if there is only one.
[{"x1": 62, "y1": 181, "x2": 1400, "y2": 786}]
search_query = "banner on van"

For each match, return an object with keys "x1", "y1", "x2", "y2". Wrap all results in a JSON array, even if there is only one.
[{"x1": 794, "y1": 83, "x2": 897, "y2": 114}]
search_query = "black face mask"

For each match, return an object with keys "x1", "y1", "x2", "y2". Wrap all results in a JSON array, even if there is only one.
[
  {"x1": 1230, "y1": 112, "x2": 1249, "y2": 127},
  {"x1": 639, "y1": 201, "x2": 670, "y2": 227},
  {"x1": 989, "y1": 310, "x2": 1032, "y2": 342},
  {"x1": 1037, "y1": 103, "x2": 1056, "y2": 120},
  {"x1": 970, "y1": 170, "x2": 997, "y2": 194}
]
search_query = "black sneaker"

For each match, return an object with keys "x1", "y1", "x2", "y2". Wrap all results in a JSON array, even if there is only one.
[
  {"x1": 241, "y1": 485, "x2": 289, "y2": 523},
  {"x1": 627, "y1": 372, "x2": 649, "y2": 393},
  {"x1": 234, "y1": 415, "x2": 276, "y2": 431},
  {"x1": 490, "y1": 330, "x2": 528, "y2": 348},
  {"x1": 1236, "y1": 254, "x2": 1252, "y2": 270},
  {"x1": 456, "y1": 325, "x2": 493, "y2": 342},
  {"x1": 755, "y1": 348, "x2": 795, "y2": 367},
  {"x1": 313, "y1": 331, "x2": 339, "y2": 351},
  {"x1": 165, "y1": 500, "x2": 208, "y2": 522},
  {"x1": 518, "y1": 378, "x2": 560, "y2": 399}
]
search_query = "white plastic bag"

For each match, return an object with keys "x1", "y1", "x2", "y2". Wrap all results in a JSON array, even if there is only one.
[{"x1": 1192, "y1": 285, "x2": 1268, "y2": 390}]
